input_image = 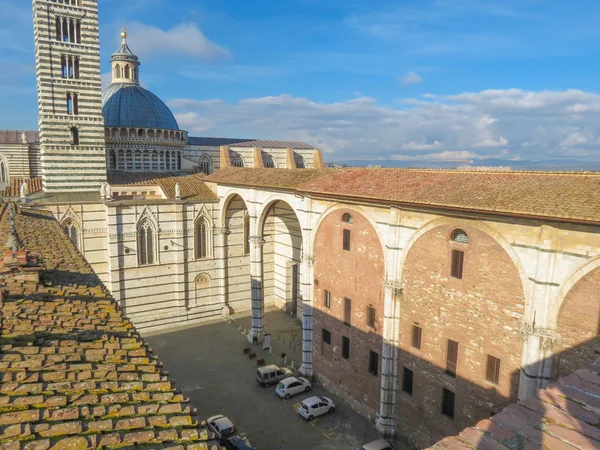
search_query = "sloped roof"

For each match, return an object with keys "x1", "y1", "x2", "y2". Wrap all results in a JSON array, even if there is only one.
[
  {"x1": 0, "y1": 130, "x2": 39, "y2": 144},
  {"x1": 108, "y1": 172, "x2": 217, "y2": 202},
  {"x1": 0, "y1": 205, "x2": 222, "y2": 449},
  {"x1": 187, "y1": 137, "x2": 314, "y2": 149},
  {"x1": 428, "y1": 358, "x2": 600, "y2": 449},
  {"x1": 297, "y1": 168, "x2": 600, "y2": 223},
  {"x1": 0, "y1": 178, "x2": 43, "y2": 197},
  {"x1": 204, "y1": 168, "x2": 333, "y2": 190}
]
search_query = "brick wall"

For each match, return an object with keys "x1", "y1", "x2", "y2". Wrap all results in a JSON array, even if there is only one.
[
  {"x1": 313, "y1": 208, "x2": 385, "y2": 417},
  {"x1": 397, "y1": 224, "x2": 525, "y2": 447},
  {"x1": 553, "y1": 267, "x2": 600, "y2": 380}
]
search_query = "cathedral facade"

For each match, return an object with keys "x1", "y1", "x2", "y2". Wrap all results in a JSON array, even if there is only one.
[{"x1": 1, "y1": 1, "x2": 600, "y2": 448}]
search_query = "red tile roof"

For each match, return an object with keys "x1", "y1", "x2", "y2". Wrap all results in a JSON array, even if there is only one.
[
  {"x1": 0, "y1": 130, "x2": 39, "y2": 144},
  {"x1": 204, "y1": 168, "x2": 333, "y2": 190},
  {"x1": 108, "y1": 172, "x2": 217, "y2": 201},
  {"x1": 0, "y1": 178, "x2": 43, "y2": 198},
  {"x1": 428, "y1": 358, "x2": 600, "y2": 449},
  {"x1": 0, "y1": 205, "x2": 222, "y2": 449}
]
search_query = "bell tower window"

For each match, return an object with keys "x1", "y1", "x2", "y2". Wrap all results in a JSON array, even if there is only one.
[{"x1": 70, "y1": 127, "x2": 79, "y2": 145}]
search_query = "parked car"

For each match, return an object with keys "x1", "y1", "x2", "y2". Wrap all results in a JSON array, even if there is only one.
[
  {"x1": 256, "y1": 364, "x2": 293, "y2": 387},
  {"x1": 297, "y1": 396, "x2": 335, "y2": 420},
  {"x1": 276, "y1": 376, "x2": 312, "y2": 399},
  {"x1": 206, "y1": 415, "x2": 236, "y2": 444},
  {"x1": 225, "y1": 433, "x2": 255, "y2": 450},
  {"x1": 358, "y1": 438, "x2": 393, "y2": 450}
]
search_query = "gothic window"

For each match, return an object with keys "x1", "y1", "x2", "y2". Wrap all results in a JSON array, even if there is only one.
[
  {"x1": 0, "y1": 158, "x2": 8, "y2": 183},
  {"x1": 76, "y1": 20, "x2": 81, "y2": 43},
  {"x1": 263, "y1": 154, "x2": 276, "y2": 168},
  {"x1": 61, "y1": 56, "x2": 68, "y2": 78},
  {"x1": 195, "y1": 217, "x2": 211, "y2": 259},
  {"x1": 73, "y1": 57, "x2": 80, "y2": 78},
  {"x1": 73, "y1": 93, "x2": 79, "y2": 115},
  {"x1": 137, "y1": 219, "x2": 156, "y2": 266},
  {"x1": 199, "y1": 154, "x2": 212, "y2": 174},
  {"x1": 62, "y1": 18, "x2": 69, "y2": 42},
  {"x1": 66, "y1": 93, "x2": 73, "y2": 115},
  {"x1": 114, "y1": 64, "x2": 120, "y2": 79},
  {"x1": 294, "y1": 153, "x2": 305, "y2": 169},
  {"x1": 69, "y1": 19, "x2": 75, "y2": 43},
  {"x1": 70, "y1": 127, "x2": 79, "y2": 145},
  {"x1": 231, "y1": 154, "x2": 244, "y2": 168},
  {"x1": 62, "y1": 219, "x2": 80, "y2": 251},
  {"x1": 124, "y1": 65, "x2": 130, "y2": 79}
]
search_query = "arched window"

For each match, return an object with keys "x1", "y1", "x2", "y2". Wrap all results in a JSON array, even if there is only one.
[
  {"x1": 0, "y1": 158, "x2": 8, "y2": 183},
  {"x1": 263, "y1": 154, "x2": 276, "y2": 168},
  {"x1": 451, "y1": 229, "x2": 469, "y2": 244},
  {"x1": 61, "y1": 56, "x2": 68, "y2": 78},
  {"x1": 114, "y1": 64, "x2": 120, "y2": 79},
  {"x1": 294, "y1": 153, "x2": 305, "y2": 169},
  {"x1": 70, "y1": 127, "x2": 79, "y2": 145},
  {"x1": 199, "y1": 154, "x2": 212, "y2": 175},
  {"x1": 124, "y1": 65, "x2": 130, "y2": 79},
  {"x1": 74, "y1": 57, "x2": 80, "y2": 78},
  {"x1": 195, "y1": 217, "x2": 211, "y2": 259},
  {"x1": 342, "y1": 213, "x2": 353, "y2": 224},
  {"x1": 231, "y1": 154, "x2": 245, "y2": 168},
  {"x1": 138, "y1": 219, "x2": 155, "y2": 265},
  {"x1": 62, "y1": 219, "x2": 80, "y2": 251}
]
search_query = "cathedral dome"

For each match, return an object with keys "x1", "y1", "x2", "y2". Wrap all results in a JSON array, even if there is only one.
[{"x1": 101, "y1": 83, "x2": 180, "y2": 130}]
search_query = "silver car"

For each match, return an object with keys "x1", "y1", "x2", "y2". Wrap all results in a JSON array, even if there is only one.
[
  {"x1": 275, "y1": 376, "x2": 312, "y2": 399},
  {"x1": 207, "y1": 415, "x2": 236, "y2": 444},
  {"x1": 297, "y1": 395, "x2": 335, "y2": 420},
  {"x1": 256, "y1": 364, "x2": 293, "y2": 387}
]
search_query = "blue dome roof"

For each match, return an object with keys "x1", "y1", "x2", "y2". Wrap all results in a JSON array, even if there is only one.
[{"x1": 101, "y1": 83, "x2": 179, "y2": 130}]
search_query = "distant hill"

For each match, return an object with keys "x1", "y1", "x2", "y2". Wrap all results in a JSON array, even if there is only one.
[{"x1": 328, "y1": 159, "x2": 600, "y2": 172}]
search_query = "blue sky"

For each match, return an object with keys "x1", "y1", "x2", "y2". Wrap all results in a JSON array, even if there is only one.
[{"x1": 2, "y1": 0, "x2": 600, "y2": 163}]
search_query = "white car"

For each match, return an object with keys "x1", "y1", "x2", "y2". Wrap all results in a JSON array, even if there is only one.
[
  {"x1": 276, "y1": 376, "x2": 312, "y2": 399},
  {"x1": 297, "y1": 396, "x2": 335, "y2": 420},
  {"x1": 206, "y1": 415, "x2": 236, "y2": 444},
  {"x1": 358, "y1": 438, "x2": 393, "y2": 450}
]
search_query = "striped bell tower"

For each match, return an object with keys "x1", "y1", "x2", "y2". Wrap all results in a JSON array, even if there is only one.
[{"x1": 32, "y1": 0, "x2": 107, "y2": 193}]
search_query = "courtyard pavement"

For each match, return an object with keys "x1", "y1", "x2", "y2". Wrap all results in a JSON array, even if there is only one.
[{"x1": 146, "y1": 307, "x2": 400, "y2": 450}]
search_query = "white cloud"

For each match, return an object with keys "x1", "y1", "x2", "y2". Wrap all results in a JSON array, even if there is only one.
[
  {"x1": 123, "y1": 22, "x2": 231, "y2": 60},
  {"x1": 399, "y1": 71, "x2": 423, "y2": 85},
  {"x1": 168, "y1": 88, "x2": 600, "y2": 162}
]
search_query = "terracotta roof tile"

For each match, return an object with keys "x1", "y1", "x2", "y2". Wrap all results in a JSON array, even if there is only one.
[
  {"x1": 204, "y1": 167, "x2": 333, "y2": 190},
  {"x1": 187, "y1": 137, "x2": 314, "y2": 149},
  {"x1": 428, "y1": 358, "x2": 600, "y2": 450},
  {"x1": 0, "y1": 205, "x2": 223, "y2": 449},
  {"x1": 296, "y1": 168, "x2": 600, "y2": 223},
  {"x1": 0, "y1": 130, "x2": 39, "y2": 144},
  {"x1": 0, "y1": 178, "x2": 43, "y2": 198},
  {"x1": 108, "y1": 172, "x2": 217, "y2": 202}
]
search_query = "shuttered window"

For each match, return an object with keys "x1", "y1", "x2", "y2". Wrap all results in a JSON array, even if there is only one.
[
  {"x1": 446, "y1": 339, "x2": 458, "y2": 377},
  {"x1": 451, "y1": 250, "x2": 464, "y2": 279},
  {"x1": 486, "y1": 355, "x2": 501, "y2": 384},
  {"x1": 344, "y1": 297, "x2": 352, "y2": 326},
  {"x1": 367, "y1": 305, "x2": 376, "y2": 328},
  {"x1": 411, "y1": 325, "x2": 422, "y2": 349},
  {"x1": 343, "y1": 229, "x2": 351, "y2": 251}
]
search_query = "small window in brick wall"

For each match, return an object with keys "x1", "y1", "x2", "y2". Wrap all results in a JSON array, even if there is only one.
[
  {"x1": 342, "y1": 336, "x2": 350, "y2": 359},
  {"x1": 343, "y1": 229, "x2": 351, "y2": 251},
  {"x1": 442, "y1": 388, "x2": 455, "y2": 419},
  {"x1": 411, "y1": 325, "x2": 422, "y2": 349},
  {"x1": 324, "y1": 290, "x2": 331, "y2": 309},
  {"x1": 367, "y1": 305, "x2": 376, "y2": 328},
  {"x1": 344, "y1": 297, "x2": 352, "y2": 326},
  {"x1": 451, "y1": 250, "x2": 465, "y2": 279},
  {"x1": 368, "y1": 350, "x2": 379, "y2": 376},
  {"x1": 402, "y1": 368, "x2": 414, "y2": 395},
  {"x1": 322, "y1": 328, "x2": 331, "y2": 345},
  {"x1": 486, "y1": 355, "x2": 501, "y2": 384},
  {"x1": 446, "y1": 339, "x2": 459, "y2": 377}
]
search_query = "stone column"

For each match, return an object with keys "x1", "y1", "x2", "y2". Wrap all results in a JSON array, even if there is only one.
[
  {"x1": 376, "y1": 279, "x2": 402, "y2": 437},
  {"x1": 216, "y1": 227, "x2": 230, "y2": 318},
  {"x1": 519, "y1": 323, "x2": 558, "y2": 399},
  {"x1": 300, "y1": 254, "x2": 315, "y2": 376},
  {"x1": 249, "y1": 236, "x2": 266, "y2": 342}
]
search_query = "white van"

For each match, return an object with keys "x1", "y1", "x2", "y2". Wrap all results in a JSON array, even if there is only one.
[{"x1": 255, "y1": 365, "x2": 293, "y2": 387}]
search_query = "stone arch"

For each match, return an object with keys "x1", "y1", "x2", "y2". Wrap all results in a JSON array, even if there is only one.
[
  {"x1": 193, "y1": 273, "x2": 212, "y2": 308},
  {"x1": 257, "y1": 198, "x2": 304, "y2": 317},
  {"x1": 399, "y1": 217, "x2": 532, "y2": 315},
  {"x1": 60, "y1": 217, "x2": 81, "y2": 251},
  {"x1": 219, "y1": 191, "x2": 251, "y2": 228},
  {"x1": 550, "y1": 255, "x2": 600, "y2": 380}
]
